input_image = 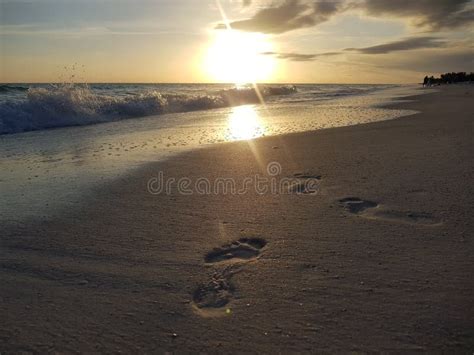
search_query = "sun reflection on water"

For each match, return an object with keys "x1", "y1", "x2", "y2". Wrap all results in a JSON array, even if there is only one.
[{"x1": 227, "y1": 105, "x2": 264, "y2": 141}]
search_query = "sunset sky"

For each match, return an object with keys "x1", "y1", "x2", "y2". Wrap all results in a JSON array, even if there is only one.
[{"x1": 1, "y1": 0, "x2": 473, "y2": 83}]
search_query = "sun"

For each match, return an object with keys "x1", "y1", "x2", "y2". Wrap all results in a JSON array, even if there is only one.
[{"x1": 204, "y1": 30, "x2": 275, "y2": 84}]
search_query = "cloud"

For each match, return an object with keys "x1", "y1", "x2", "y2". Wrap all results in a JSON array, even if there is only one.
[
  {"x1": 263, "y1": 50, "x2": 340, "y2": 61},
  {"x1": 216, "y1": 0, "x2": 343, "y2": 34},
  {"x1": 242, "y1": 0, "x2": 252, "y2": 6},
  {"x1": 217, "y1": 0, "x2": 473, "y2": 34},
  {"x1": 361, "y1": 0, "x2": 474, "y2": 30},
  {"x1": 264, "y1": 36, "x2": 449, "y2": 61},
  {"x1": 345, "y1": 36, "x2": 447, "y2": 54}
]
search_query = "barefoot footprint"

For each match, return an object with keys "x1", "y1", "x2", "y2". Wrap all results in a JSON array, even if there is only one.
[
  {"x1": 193, "y1": 237, "x2": 267, "y2": 316},
  {"x1": 205, "y1": 237, "x2": 267, "y2": 264},
  {"x1": 289, "y1": 173, "x2": 322, "y2": 194},
  {"x1": 372, "y1": 210, "x2": 441, "y2": 226},
  {"x1": 339, "y1": 197, "x2": 441, "y2": 226},
  {"x1": 339, "y1": 197, "x2": 378, "y2": 213},
  {"x1": 293, "y1": 173, "x2": 322, "y2": 179},
  {"x1": 192, "y1": 271, "x2": 234, "y2": 310}
]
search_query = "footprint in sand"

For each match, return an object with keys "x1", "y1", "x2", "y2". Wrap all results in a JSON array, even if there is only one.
[
  {"x1": 192, "y1": 271, "x2": 234, "y2": 314},
  {"x1": 293, "y1": 173, "x2": 322, "y2": 179},
  {"x1": 204, "y1": 237, "x2": 266, "y2": 264},
  {"x1": 192, "y1": 237, "x2": 267, "y2": 316},
  {"x1": 339, "y1": 197, "x2": 378, "y2": 213},
  {"x1": 372, "y1": 210, "x2": 441, "y2": 226},
  {"x1": 339, "y1": 197, "x2": 441, "y2": 226},
  {"x1": 288, "y1": 173, "x2": 322, "y2": 195}
]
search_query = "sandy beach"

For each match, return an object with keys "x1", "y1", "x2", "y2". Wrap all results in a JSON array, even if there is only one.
[{"x1": 1, "y1": 85, "x2": 473, "y2": 352}]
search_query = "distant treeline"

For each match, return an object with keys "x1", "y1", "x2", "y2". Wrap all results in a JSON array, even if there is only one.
[{"x1": 423, "y1": 72, "x2": 474, "y2": 86}]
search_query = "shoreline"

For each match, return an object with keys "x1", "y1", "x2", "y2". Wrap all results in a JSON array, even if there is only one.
[
  {"x1": 0, "y1": 84, "x2": 420, "y2": 224},
  {"x1": 1, "y1": 85, "x2": 473, "y2": 352}
]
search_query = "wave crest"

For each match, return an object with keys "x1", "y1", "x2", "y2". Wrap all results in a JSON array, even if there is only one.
[
  {"x1": 0, "y1": 84, "x2": 297, "y2": 134},
  {"x1": 0, "y1": 84, "x2": 29, "y2": 93}
]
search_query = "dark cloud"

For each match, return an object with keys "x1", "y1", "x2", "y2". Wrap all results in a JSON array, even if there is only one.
[
  {"x1": 242, "y1": 0, "x2": 252, "y2": 6},
  {"x1": 264, "y1": 37, "x2": 448, "y2": 61},
  {"x1": 217, "y1": 0, "x2": 473, "y2": 34},
  {"x1": 361, "y1": 0, "x2": 474, "y2": 30},
  {"x1": 216, "y1": 0, "x2": 342, "y2": 34},
  {"x1": 345, "y1": 37, "x2": 447, "y2": 54},
  {"x1": 263, "y1": 51, "x2": 340, "y2": 61}
]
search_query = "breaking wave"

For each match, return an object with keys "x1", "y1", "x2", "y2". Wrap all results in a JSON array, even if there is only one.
[
  {"x1": 0, "y1": 84, "x2": 29, "y2": 93},
  {"x1": 0, "y1": 84, "x2": 297, "y2": 134}
]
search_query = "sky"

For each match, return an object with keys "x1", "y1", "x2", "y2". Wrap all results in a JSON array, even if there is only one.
[{"x1": 1, "y1": 0, "x2": 473, "y2": 83}]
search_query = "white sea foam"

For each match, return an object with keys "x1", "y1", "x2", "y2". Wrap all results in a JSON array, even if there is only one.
[{"x1": 0, "y1": 84, "x2": 298, "y2": 134}]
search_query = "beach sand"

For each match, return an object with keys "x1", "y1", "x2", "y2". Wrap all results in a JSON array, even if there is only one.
[{"x1": 1, "y1": 85, "x2": 473, "y2": 352}]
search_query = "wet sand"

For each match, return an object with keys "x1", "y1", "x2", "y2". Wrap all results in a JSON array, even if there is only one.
[{"x1": 1, "y1": 85, "x2": 473, "y2": 352}]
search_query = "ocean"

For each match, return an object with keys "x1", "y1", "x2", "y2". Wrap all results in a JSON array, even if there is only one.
[
  {"x1": 1, "y1": 83, "x2": 406, "y2": 135},
  {"x1": 0, "y1": 83, "x2": 422, "y2": 222}
]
